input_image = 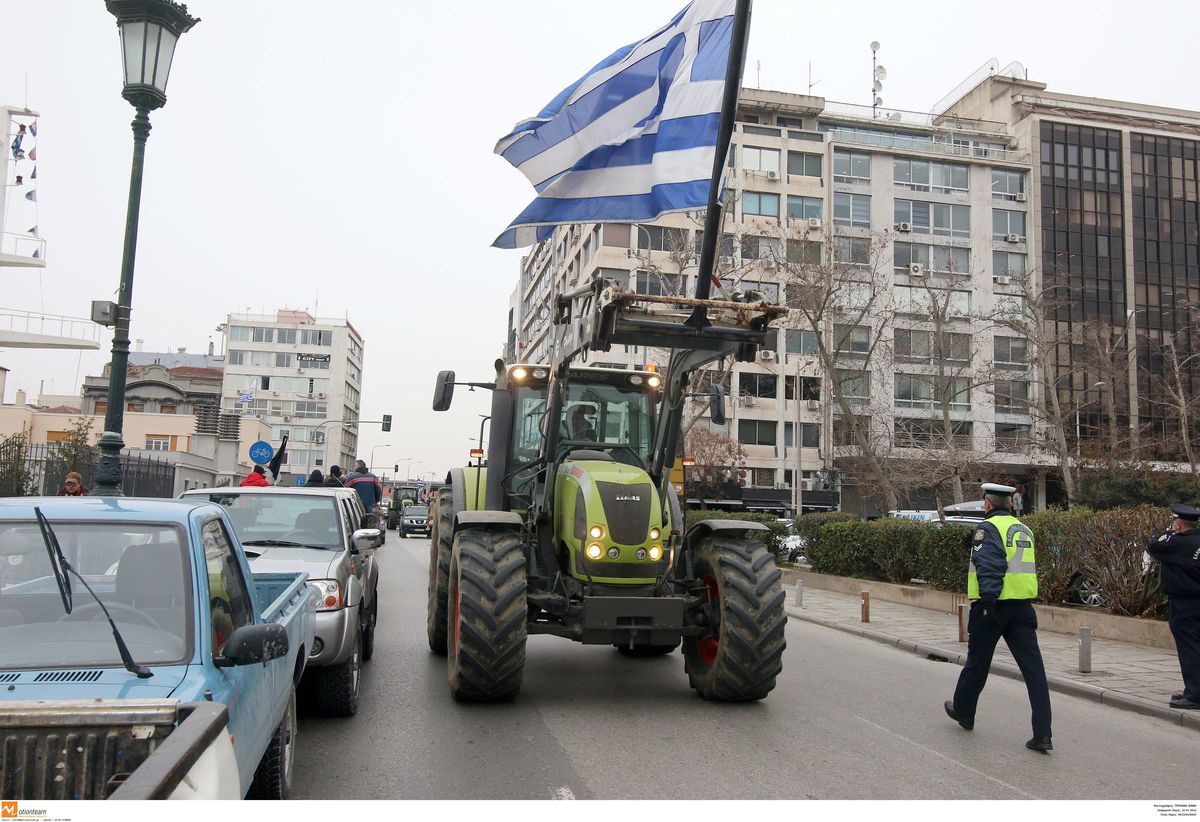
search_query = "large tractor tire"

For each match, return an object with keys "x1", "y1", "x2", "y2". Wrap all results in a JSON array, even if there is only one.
[
  {"x1": 426, "y1": 487, "x2": 454, "y2": 654},
  {"x1": 446, "y1": 527, "x2": 527, "y2": 702},
  {"x1": 683, "y1": 534, "x2": 786, "y2": 701},
  {"x1": 615, "y1": 640, "x2": 681, "y2": 658}
]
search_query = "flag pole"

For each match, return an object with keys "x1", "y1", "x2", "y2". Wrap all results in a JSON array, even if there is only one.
[{"x1": 687, "y1": 0, "x2": 753, "y2": 329}]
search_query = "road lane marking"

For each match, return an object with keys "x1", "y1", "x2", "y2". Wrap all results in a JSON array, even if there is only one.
[
  {"x1": 854, "y1": 715, "x2": 1040, "y2": 800},
  {"x1": 552, "y1": 786, "x2": 576, "y2": 800}
]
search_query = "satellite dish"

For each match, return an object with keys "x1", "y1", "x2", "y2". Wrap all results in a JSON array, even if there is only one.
[
  {"x1": 870, "y1": 41, "x2": 880, "y2": 52},
  {"x1": 875, "y1": 65, "x2": 888, "y2": 81},
  {"x1": 874, "y1": 96, "x2": 883, "y2": 107},
  {"x1": 873, "y1": 80, "x2": 883, "y2": 92}
]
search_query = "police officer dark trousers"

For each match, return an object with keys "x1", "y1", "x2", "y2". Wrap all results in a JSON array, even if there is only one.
[
  {"x1": 1146, "y1": 504, "x2": 1200, "y2": 710},
  {"x1": 944, "y1": 483, "x2": 1053, "y2": 752}
]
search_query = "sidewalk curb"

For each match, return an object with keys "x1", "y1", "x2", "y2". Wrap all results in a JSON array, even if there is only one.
[{"x1": 786, "y1": 606, "x2": 1196, "y2": 732}]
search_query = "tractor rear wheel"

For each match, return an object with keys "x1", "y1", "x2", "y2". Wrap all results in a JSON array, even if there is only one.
[
  {"x1": 426, "y1": 487, "x2": 454, "y2": 654},
  {"x1": 615, "y1": 640, "x2": 681, "y2": 658},
  {"x1": 683, "y1": 534, "x2": 786, "y2": 701},
  {"x1": 446, "y1": 527, "x2": 527, "y2": 702}
]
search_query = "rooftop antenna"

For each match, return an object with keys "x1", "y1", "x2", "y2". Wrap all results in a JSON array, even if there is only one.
[
  {"x1": 871, "y1": 41, "x2": 886, "y2": 119},
  {"x1": 808, "y1": 61, "x2": 821, "y2": 95},
  {"x1": 756, "y1": 60, "x2": 760, "y2": 87}
]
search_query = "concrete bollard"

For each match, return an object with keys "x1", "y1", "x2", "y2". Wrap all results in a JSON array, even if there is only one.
[
  {"x1": 861, "y1": 591, "x2": 870, "y2": 623},
  {"x1": 793, "y1": 580, "x2": 804, "y2": 608},
  {"x1": 957, "y1": 603, "x2": 968, "y2": 643},
  {"x1": 1078, "y1": 626, "x2": 1092, "y2": 673}
]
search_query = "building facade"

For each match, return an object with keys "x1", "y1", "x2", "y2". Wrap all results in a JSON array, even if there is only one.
[{"x1": 220, "y1": 310, "x2": 365, "y2": 475}]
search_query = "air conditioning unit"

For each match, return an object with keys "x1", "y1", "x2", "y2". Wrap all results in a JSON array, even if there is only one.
[
  {"x1": 1014, "y1": 192, "x2": 1027, "y2": 202},
  {"x1": 766, "y1": 170, "x2": 778, "y2": 180},
  {"x1": 801, "y1": 478, "x2": 818, "y2": 491},
  {"x1": 283, "y1": 415, "x2": 292, "y2": 422},
  {"x1": 994, "y1": 275, "x2": 1012, "y2": 285},
  {"x1": 271, "y1": 390, "x2": 278, "y2": 396},
  {"x1": 1005, "y1": 233, "x2": 1020, "y2": 243},
  {"x1": 897, "y1": 221, "x2": 912, "y2": 233},
  {"x1": 759, "y1": 350, "x2": 777, "y2": 361},
  {"x1": 807, "y1": 399, "x2": 821, "y2": 410},
  {"x1": 807, "y1": 217, "x2": 822, "y2": 230},
  {"x1": 318, "y1": 392, "x2": 326, "y2": 399},
  {"x1": 908, "y1": 263, "x2": 925, "y2": 276},
  {"x1": 743, "y1": 395, "x2": 758, "y2": 407}
]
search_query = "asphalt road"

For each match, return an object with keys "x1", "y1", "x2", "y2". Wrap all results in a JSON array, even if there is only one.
[{"x1": 292, "y1": 536, "x2": 1198, "y2": 800}]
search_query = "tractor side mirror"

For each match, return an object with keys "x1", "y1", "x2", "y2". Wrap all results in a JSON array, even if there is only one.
[
  {"x1": 432, "y1": 370, "x2": 456, "y2": 411},
  {"x1": 709, "y1": 385, "x2": 727, "y2": 426}
]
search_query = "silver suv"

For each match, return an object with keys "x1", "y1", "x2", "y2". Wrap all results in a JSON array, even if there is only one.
[
  {"x1": 183, "y1": 486, "x2": 380, "y2": 716},
  {"x1": 398, "y1": 503, "x2": 431, "y2": 538}
]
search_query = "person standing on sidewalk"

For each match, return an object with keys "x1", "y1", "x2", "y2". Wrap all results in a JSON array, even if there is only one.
[
  {"x1": 1145, "y1": 503, "x2": 1200, "y2": 710},
  {"x1": 944, "y1": 482, "x2": 1053, "y2": 752}
]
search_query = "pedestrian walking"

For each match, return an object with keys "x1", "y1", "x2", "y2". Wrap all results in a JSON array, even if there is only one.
[
  {"x1": 239, "y1": 465, "x2": 270, "y2": 487},
  {"x1": 344, "y1": 459, "x2": 383, "y2": 515},
  {"x1": 56, "y1": 471, "x2": 87, "y2": 496},
  {"x1": 1145, "y1": 503, "x2": 1200, "y2": 710},
  {"x1": 324, "y1": 465, "x2": 345, "y2": 487},
  {"x1": 307, "y1": 468, "x2": 325, "y2": 486},
  {"x1": 944, "y1": 482, "x2": 1053, "y2": 752},
  {"x1": 1012, "y1": 487, "x2": 1024, "y2": 517}
]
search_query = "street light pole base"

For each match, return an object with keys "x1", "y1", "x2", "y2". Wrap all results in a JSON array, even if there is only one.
[{"x1": 91, "y1": 430, "x2": 126, "y2": 496}]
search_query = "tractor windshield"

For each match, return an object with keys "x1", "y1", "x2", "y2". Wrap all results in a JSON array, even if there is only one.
[{"x1": 561, "y1": 379, "x2": 653, "y2": 460}]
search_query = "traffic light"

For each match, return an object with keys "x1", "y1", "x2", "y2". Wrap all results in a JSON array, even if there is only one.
[
  {"x1": 382, "y1": 414, "x2": 392, "y2": 432},
  {"x1": 394, "y1": 464, "x2": 399, "y2": 473}
]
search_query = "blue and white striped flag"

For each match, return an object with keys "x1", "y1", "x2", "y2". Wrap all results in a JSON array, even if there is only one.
[
  {"x1": 492, "y1": 0, "x2": 737, "y2": 249},
  {"x1": 238, "y1": 388, "x2": 254, "y2": 404}
]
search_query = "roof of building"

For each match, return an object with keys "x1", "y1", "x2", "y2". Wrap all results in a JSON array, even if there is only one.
[
  {"x1": 129, "y1": 352, "x2": 224, "y2": 369},
  {"x1": 41, "y1": 405, "x2": 82, "y2": 414},
  {"x1": 166, "y1": 366, "x2": 224, "y2": 380}
]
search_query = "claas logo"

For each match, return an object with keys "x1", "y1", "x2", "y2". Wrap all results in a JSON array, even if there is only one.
[{"x1": 2, "y1": 801, "x2": 17, "y2": 818}]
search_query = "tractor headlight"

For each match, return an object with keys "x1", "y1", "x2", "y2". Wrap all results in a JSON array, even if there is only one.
[
  {"x1": 308, "y1": 579, "x2": 342, "y2": 611},
  {"x1": 647, "y1": 375, "x2": 662, "y2": 389},
  {"x1": 649, "y1": 527, "x2": 660, "y2": 541},
  {"x1": 607, "y1": 547, "x2": 620, "y2": 560},
  {"x1": 533, "y1": 368, "x2": 548, "y2": 379},
  {"x1": 511, "y1": 366, "x2": 528, "y2": 382},
  {"x1": 586, "y1": 543, "x2": 603, "y2": 560},
  {"x1": 648, "y1": 545, "x2": 663, "y2": 561},
  {"x1": 589, "y1": 525, "x2": 605, "y2": 540},
  {"x1": 635, "y1": 548, "x2": 647, "y2": 561}
]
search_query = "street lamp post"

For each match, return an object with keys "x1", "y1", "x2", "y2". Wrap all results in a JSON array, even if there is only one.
[
  {"x1": 370, "y1": 444, "x2": 392, "y2": 473},
  {"x1": 93, "y1": 0, "x2": 198, "y2": 496},
  {"x1": 406, "y1": 461, "x2": 423, "y2": 481}
]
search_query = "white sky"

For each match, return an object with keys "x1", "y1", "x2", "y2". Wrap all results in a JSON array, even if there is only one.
[{"x1": 1, "y1": 0, "x2": 1197, "y2": 478}]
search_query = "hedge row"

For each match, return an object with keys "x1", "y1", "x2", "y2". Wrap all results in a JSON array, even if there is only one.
[{"x1": 798, "y1": 506, "x2": 1171, "y2": 619}]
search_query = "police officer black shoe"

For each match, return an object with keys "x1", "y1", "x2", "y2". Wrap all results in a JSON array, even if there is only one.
[
  {"x1": 944, "y1": 700, "x2": 973, "y2": 730},
  {"x1": 1172, "y1": 691, "x2": 1184, "y2": 701},
  {"x1": 1025, "y1": 736, "x2": 1053, "y2": 752},
  {"x1": 1169, "y1": 696, "x2": 1200, "y2": 710}
]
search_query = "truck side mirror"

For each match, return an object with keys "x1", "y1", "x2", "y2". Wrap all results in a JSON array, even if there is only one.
[
  {"x1": 352, "y1": 527, "x2": 382, "y2": 552},
  {"x1": 215, "y1": 623, "x2": 288, "y2": 667},
  {"x1": 432, "y1": 370, "x2": 456, "y2": 411},
  {"x1": 709, "y1": 385, "x2": 727, "y2": 426}
]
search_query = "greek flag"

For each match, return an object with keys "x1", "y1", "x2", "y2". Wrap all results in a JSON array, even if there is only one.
[
  {"x1": 238, "y1": 388, "x2": 253, "y2": 404},
  {"x1": 492, "y1": 0, "x2": 737, "y2": 249}
]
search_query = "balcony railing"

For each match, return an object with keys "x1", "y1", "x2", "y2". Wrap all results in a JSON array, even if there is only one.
[{"x1": 825, "y1": 128, "x2": 1030, "y2": 164}]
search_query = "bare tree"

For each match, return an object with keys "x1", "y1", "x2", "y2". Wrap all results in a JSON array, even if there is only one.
[{"x1": 684, "y1": 425, "x2": 746, "y2": 501}]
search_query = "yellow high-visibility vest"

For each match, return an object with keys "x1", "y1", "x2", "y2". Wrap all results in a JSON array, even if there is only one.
[{"x1": 967, "y1": 514, "x2": 1038, "y2": 600}]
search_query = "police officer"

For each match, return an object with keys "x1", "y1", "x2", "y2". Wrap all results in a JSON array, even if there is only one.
[
  {"x1": 1146, "y1": 503, "x2": 1200, "y2": 710},
  {"x1": 944, "y1": 483, "x2": 1053, "y2": 752}
]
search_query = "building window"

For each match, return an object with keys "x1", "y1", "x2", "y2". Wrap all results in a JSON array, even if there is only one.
[
  {"x1": 994, "y1": 380, "x2": 1029, "y2": 414},
  {"x1": 127, "y1": 402, "x2": 144, "y2": 412},
  {"x1": 228, "y1": 326, "x2": 251, "y2": 342},
  {"x1": 251, "y1": 327, "x2": 274, "y2": 343},
  {"x1": 995, "y1": 423, "x2": 1031, "y2": 452},
  {"x1": 276, "y1": 329, "x2": 296, "y2": 345},
  {"x1": 897, "y1": 375, "x2": 969, "y2": 410},
  {"x1": 787, "y1": 151, "x2": 822, "y2": 178},
  {"x1": 742, "y1": 146, "x2": 780, "y2": 174},
  {"x1": 94, "y1": 400, "x2": 108, "y2": 416},
  {"x1": 833, "y1": 324, "x2": 870, "y2": 355},
  {"x1": 742, "y1": 191, "x2": 780, "y2": 218},
  {"x1": 834, "y1": 193, "x2": 871, "y2": 228},
  {"x1": 45, "y1": 431, "x2": 70, "y2": 443},
  {"x1": 160, "y1": 403, "x2": 177, "y2": 415},
  {"x1": 799, "y1": 377, "x2": 821, "y2": 401},
  {"x1": 799, "y1": 423, "x2": 821, "y2": 448},
  {"x1": 992, "y1": 251, "x2": 1026, "y2": 277},
  {"x1": 740, "y1": 236, "x2": 781, "y2": 261},
  {"x1": 785, "y1": 329, "x2": 818, "y2": 355},
  {"x1": 930, "y1": 162, "x2": 969, "y2": 193},
  {"x1": 994, "y1": 337, "x2": 1028, "y2": 368},
  {"x1": 739, "y1": 373, "x2": 778, "y2": 398},
  {"x1": 896, "y1": 330, "x2": 970, "y2": 365},
  {"x1": 787, "y1": 195, "x2": 822, "y2": 221},
  {"x1": 991, "y1": 169, "x2": 1025, "y2": 199},
  {"x1": 895, "y1": 286, "x2": 971, "y2": 317},
  {"x1": 932, "y1": 203, "x2": 970, "y2": 238},
  {"x1": 738, "y1": 419, "x2": 777, "y2": 446},
  {"x1": 145, "y1": 434, "x2": 175, "y2": 451},
  {"x1": 786, "y1": 239, "x2": 821, "y2": 265},
  {"x1": 226, "y1": 350, "x2": 245, "y2": 365},
  {"x1": 695, "y1": 231, "x2": 736, "y2": 258},
  {"x1": 300, "y1": 329, "x2": 332, "y2": 346},
  {"x1": 275, "y1": 352, "x2": 294, "y2": 368},
  {"x1": 833, "y1": 237, "x2": 871, "y2": 266},
  {"x1": 833, "y1": 150, "x2": 871, "y2": 183},
  {"x1": 751, "y1": 467, "x2": 776, "y2": 487},
  {"x1": 894, "y1": 158, "x2": 931, "y2": 191},
  {"x1": 992, "y1": 209, "x2": 1026, "y2": 240},
  {"x1": 835, "y1": 369, "x2": 870, "y2": 403},
  {"x1": 636, "y1": 225, "x2": 687, "y2": 252}
]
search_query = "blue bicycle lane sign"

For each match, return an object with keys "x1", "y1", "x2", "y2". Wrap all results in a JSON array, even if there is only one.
[{"x1": 249, "y1": 440, "x2": 275, "y2": 465}]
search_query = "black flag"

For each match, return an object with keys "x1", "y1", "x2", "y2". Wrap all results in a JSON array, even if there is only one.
[{"x1": 267, "y1": 433, "x2": 289, "y2": 484}]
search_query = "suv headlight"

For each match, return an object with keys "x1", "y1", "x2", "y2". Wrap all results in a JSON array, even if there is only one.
[{"x1": 308, "y1": 579, "x2": 342, "y2": 611}]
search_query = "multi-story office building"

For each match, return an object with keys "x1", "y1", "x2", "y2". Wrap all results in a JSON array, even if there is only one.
[
  {"x1": 220, "y1": 309, "x2": 365, "y2": 474},
  {"x1": 509, "y1": 64, "x2": 1199, "y2": 516}
]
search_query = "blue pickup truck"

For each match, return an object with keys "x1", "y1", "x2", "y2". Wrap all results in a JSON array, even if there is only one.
[{"x1": 0, "y1": 497, "x2": 316, "y2": 800}]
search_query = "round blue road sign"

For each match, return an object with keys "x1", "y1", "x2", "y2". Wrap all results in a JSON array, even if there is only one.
[{"x1": 249, "y1": 440, "x2": 274, "y2": 465}]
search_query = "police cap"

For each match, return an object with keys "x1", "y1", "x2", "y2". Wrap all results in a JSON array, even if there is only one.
[
  {"x1": 981, "y1": 483, "x2": 1016, "y2": 497},
  {"x1": 1170, "y1": 503, "x2": 1200, "y2": 522}
]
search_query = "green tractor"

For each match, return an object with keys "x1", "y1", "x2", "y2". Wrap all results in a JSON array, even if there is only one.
[{"x1": 428, "y1": 277, "x2": 788, "y2": 703}]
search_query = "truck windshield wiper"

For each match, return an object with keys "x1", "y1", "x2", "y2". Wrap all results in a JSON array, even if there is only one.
[
  {"x1": 242, "y1": 539, "x2": 335, "y2": 550},
  {"x1": 34, "y1": 507, "x2": 152, "y2": 679}
]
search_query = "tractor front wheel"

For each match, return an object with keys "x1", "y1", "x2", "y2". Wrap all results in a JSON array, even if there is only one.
[
  {"x1": 426, "y1": 488, "x2": 454, "y2": 654},
  {"x1": 446, "y1": 528, "x2": 527, "y2": 702},
  {"x1": 683, "y1": 534, "x2": 786, "y2": 701}
]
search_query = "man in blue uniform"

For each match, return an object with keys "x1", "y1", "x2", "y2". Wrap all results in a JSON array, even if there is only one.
[
  {"x1": 1146, "y1": 503, "x2": 1200, "y2": 710},
  {"x1": 944, "y1": 483, "x2": 1053, "y2": 752}
]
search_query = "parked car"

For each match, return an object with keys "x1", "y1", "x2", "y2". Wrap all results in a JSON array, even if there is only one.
[
  {"x1": 775, "y1": 518, "x2": 807, "y2": 564},
  {"x1": 398, "y1": 502, "x2": 431, "y2": 538},
  {"x1": 182, "y1": 487, "x2": 381, "y2": 717},
  {"x1": 0, "y1": 497, "x2": 316, "y2": 799}
]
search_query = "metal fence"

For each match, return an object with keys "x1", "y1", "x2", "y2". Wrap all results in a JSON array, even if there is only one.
[{"x1": 0, "y1": 441, "x2": 175, "y2": 498}]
